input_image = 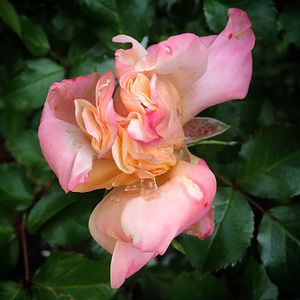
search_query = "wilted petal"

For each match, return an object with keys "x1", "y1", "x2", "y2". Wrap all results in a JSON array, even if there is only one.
[{"x1": 183, "y1": 8, "x2": 255, "y2": 122}]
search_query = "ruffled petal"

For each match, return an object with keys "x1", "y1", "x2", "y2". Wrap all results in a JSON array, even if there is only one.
[{"x1": 183, "y1": 8, "x2": 255, "y2": 122}]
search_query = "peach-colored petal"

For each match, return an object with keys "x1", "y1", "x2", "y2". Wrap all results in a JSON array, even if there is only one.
[
  {"x1": 110, "y1": 241, "x2": 154, "y2": 289},
  {"x1": 89, "y1": 158, "x2": 216, "y2": 287},
  {"x1": 183, "y1": 8, "x2": 255, "y2": 122}
]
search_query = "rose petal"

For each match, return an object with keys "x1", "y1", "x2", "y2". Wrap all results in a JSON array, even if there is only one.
[
  {"x1": 89, "y1": 157, "x2": 216, "y2": 287},
  {"x1": 183, "y1": 8, "x2": 255, "y2": 122},
  {"x1": 38, "y1": 114, "x2": 95, "y2": 192}
]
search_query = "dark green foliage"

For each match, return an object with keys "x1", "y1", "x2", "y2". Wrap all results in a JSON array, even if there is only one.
[{"x1": 0, "y1": 0, "x2": 299, "y2": 299}]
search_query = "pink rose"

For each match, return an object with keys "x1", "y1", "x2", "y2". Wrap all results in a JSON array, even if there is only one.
[{"x1": 38, "y1": 7, "x2": 254, "y2": 289}]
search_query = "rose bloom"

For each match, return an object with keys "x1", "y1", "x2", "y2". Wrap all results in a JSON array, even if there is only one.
[{"x1": 38, "y1": 8, "x2": 254, "y2": 288}]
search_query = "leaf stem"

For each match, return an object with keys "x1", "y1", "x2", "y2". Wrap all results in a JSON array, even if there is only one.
[
  {"x1": 21, "y1": 212, "x2": 31, "y2": 288},
  {"x1": 215, "y1": 172, "x2": 267, "y2": 215}
]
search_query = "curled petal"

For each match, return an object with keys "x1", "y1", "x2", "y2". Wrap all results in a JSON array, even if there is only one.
[
  {"x1": 89, "y1": 158, "x2": 216, "y2": 287},
  {"x1": 183, "y1": 8, "x2": 255, "y2": 122}
]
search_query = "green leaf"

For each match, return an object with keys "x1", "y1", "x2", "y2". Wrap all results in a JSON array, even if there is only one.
[
  {"x1": 171, "y1": 272, "x2": 230, "y2": 300},
  {"x1": 0, "y1": 281, "x2": 30, "y2": 300},
  {"x1": 78, "y1": 0, "x2": 119, "y2": 25},
  {"x1": 28, "y1": 183, "x2": 103, "y2": 246},
  {"x1": 0, "y1": 209, "x2": 15, "y2": 247},
  {"x1": 180, "y1": 187, "x2": 254, "y2": 272},
  {"x1": 238, "y1": 125, "x2": 300, "y2": 199},
  {"x1": 0, "y1": 58, "x2": 64, "y2": 111},
  {"x1": 32, "y1": 252, "x2": 115, "y2": 300},
  {"x1": 0, "y1": 163, "x2": 33, "y2": 211},
  {"x1": 19, "y1": 15, "x2": 49, "y2": 56},
  {"x1": 239, "y1": 258, "x2": 278, "y2": 300},
  {"x1": 203, "y1": 0, "x2": 227, "y2": 32},
  {"x1": 280, "y1": 0, "x2": 300, "y2": 44},
  {"x1": 0, "y1": 238, "x2": 19, "y2": 278},
  {"x1": 0, "y1": 0, "x2": 21, "y2": 35},
  {"x1": 257, "y1": 203, "x2": 300, "y2": 296},
  {"x1": 117, "y1": 0, "x2": 154, "y2": 40},
  {"x1": 7, "y1": 130, "x2": 46, "y2": 169}
]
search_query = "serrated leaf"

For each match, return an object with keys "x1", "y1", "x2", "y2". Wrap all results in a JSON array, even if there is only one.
[
  {"x1": 180, "y1": 187, "x2": 254, "y2": 272},
  {"x1": 28, "y1": 183, "x2": 103, "y2": 246},
  {"x1": 184, "y1": 117, "x2": 230, "y2": 145},
  {"x1": 239, "y1": 258, "x2": 278, "y2": 300},
  {"x1": 257, "y1": 203, "x2": 300, "y2": 296},
  {"x1": 171, "y1": 272, "x2": 230, "y2": 300},
  {"x1": 0, "y1": 58, "x2": 64, "y2": 111},
  {"x1": 32, "y1": 252, "x2": 115, "y2": 300},
  {"x1": 238, "y1": 125, "x2": 300, "y2": 199},
  {"x1": 0, "y1": 281, "x2": 30, "y2": 300},
  {"x1": 0, "y1": 163, "x2": 33, "y2": 211},
  {"x1": 19, "y1": 16, "x2": 49, "y2": 56},
  {"x1": 0, "y1": 0, "x2": 21, "y2": 35},
  {"x1": 0, "y1": 209, "x2": 15, "y2": 247}
]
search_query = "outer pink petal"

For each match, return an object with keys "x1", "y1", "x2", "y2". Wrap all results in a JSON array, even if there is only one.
[
  {"x1": 89, "y1": 158, "x2": 216, "y2": 287},
  {"x1": 110, "y1": 241, "x2": 154, "y2": 289},
  {"x1": 149, "y1": 33, "x2": 208, "y2": 94},
  {"x1": 121, "y1": 159, "x2": 216, "y2": 254},
  {"x1": 38, "y1": 73, "x2": 101, "y2": 192},
  {"x1": 38, "y1": 112, "x2": 95, "y2": 192},
  {"x1": 113, "y1": 34, "x2": 208, "y2": 95},
  {"x1": 183, "y1": 8, "x2": 255, "y2": 122},
  {"x1": 45, "y1": 73, "x2": 101, "y2": 124}
]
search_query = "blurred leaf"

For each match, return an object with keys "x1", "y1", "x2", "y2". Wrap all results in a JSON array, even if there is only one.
[
  {"x1": 0, "y1": 238, "x2": 19, "y2": 278},
  {"x1": 19, "y1": 16, "x2": 49, "y2": 56},
  {"x1": 279, "y1": 0, "x2": 300, "y2": 45},
  {"x1": 7, "y1": 129, "x2": 46, "y2": 169},
  {"x1": 39, "y1": 195, "x2": 99, "y2": 246},
  {"x1": 203, "y1": 0, "x2": 227, "y2": 32},
  {"x1": 0, "y1": 109, "x2": 28, "y2": 140},
  {"x1": 27, "y1": 183, "x2": 77, "y2": 233},
  {"x1": 32, "y1": 252, "x2": 115, "y2": 300},
  {"x1": 0, "y1": 0, "x2": 21, "y2": 35},
  {"x1": 0, "y1": 208, "x2": 15, "y2": 247},
  {"x1": 0, "y1": 281, "x2": 30, "y2": 300},
  {"x1": 0, "y1": 163, "x2": 33, "y2": 211},
  {"x1": 257, "y1": 203, "x2": 300, "y2": 296},
  {"x1": 184, "y1": 117, "x2": 230, "y2": 145},
  {"x1": 117, "y1": 0, "x2": 154, "y2": 40},
  {"x1": 28, "y1": 183, "x2": 102, "y2": 246},
  {"x1": 1, "y1": 58, "x2": 64, "y2": 111},
  {"x1": 171, "y1": 272, "x2": 230, "y2": 300},
  {"x1": 52, "y1": 11, "x2": 84, "y2": 42},
  {"x1": 78, "y1": 0, "x2": 119, "y2": 24},
  {"x1": 180, "y1": 187, "x2": 254, "y2": 272},
  {"x1": 238, "y1": 125, "x2": 300, "y2": 199},
  {"x1": 239, "y1": 258, "x2": 278, "y2": 300}
]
